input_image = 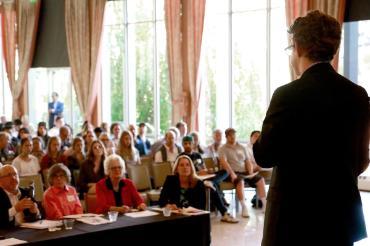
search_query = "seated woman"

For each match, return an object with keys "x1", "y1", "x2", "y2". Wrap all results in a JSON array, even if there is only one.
[
  {"x1": 64, "y1": 137, "x2": 86, "y2": 186},
  {"x1": 96, "y1": 154, "x2": 146, "y2": 214},
  {"x1": 40, "y1": 136, "x2": 64, "y2": 173},
  {"x1": 159, "y1": 155, "x2": 238, "y2": 223},
  {"x1": 31, "y1": 136, "x2": 46, "y2": 163},
  {"x1": 77, "y1": 140, "x2": 106, "y2": 197},
  {"x1": 12, "y1": 137, "x2": 40, "y2": 176},
  {"x1": 116, "y1": 130, "x2": 141, "y2": 166},
  {"x1": 43, "y1": 163, "x2": 83, "y2": 220}
]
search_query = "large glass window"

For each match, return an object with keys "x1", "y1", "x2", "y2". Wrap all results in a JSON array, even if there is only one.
[
  {"x1": 201, "y1": 0, "x2": 289, "y2": 143},
  {"x1": 28, "y1": 68, "x2": 82, "y2": 132},
  {"x1": 102, "y1": 0, "x2": 170, "y2": 138}
]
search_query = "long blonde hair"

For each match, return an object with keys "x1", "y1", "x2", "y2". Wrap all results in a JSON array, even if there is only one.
[
  {"x1": 172, "y1": 155, "x2": 200, "y2": 187},
  {"x1": 117, "y1": 130, "x2": 136, "y2": 161}
]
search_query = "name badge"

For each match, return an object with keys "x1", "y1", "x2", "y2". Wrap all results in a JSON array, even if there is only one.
[{"x1": 67, "y1": 195, "x2": 76, "y2": 202}]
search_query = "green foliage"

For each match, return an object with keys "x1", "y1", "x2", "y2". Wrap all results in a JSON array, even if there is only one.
[
  {"x1": 159, "y1": 54, "x2": 171, "y2": 134},
  {"x1": 233, "y1": 49, "x2": 264, "y2": 140},
  {"x1": 110, "y1": 27, "x2": 124, "y2": 122}
]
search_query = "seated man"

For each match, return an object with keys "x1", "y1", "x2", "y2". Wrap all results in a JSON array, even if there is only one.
[
  {"x1": 135, "y1": 122, "x2": 151, "y2": 156},
  {"x1": 154, "y1": 131, "x2": 182, "y2": 163},
  {"x1": 0, "y1": 165, "x2": 40, "y2": 228},
  {"x1": 0, "y1": 132, "x2": 16, "y2": 163},
  {"x1": 219, "y1": 128, "x2": 267, "y2": 217}
]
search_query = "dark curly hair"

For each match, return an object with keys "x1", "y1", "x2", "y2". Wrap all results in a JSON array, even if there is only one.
[{"x1": 288, "y1": 10, "x2": 341, "y2": 62}]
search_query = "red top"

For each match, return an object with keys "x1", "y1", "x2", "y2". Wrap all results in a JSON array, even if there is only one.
[
  {"x1": 96, "y1": 178, "x2": 144, "y2": 214},
  {"x1": 43, "y1": 185, "x2": 83, "y2": 220}
]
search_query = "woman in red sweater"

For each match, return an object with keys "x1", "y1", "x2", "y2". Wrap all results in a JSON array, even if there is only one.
[{"x1": 96, "y1": 154, "x2": 146, "y2": 214}]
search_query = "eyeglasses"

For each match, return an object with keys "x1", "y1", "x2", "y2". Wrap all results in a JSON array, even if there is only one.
[
  {"x1": 284, "y1": 44, "x2": 294, "y2": 56},
  {"x1": 110, "y1": 166, "x2": 122, "y2": 170}
]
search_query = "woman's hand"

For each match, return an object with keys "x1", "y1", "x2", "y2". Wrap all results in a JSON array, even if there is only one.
[
  {"x1": 137, "y1": 203, "x2": 147, "y2": 211},
  {"x1": 166, "y1": 204, "x2": 178, "y2": 210}
]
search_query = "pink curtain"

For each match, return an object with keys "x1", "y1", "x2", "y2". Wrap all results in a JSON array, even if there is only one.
[
  {"x1": 165, "y1": 0, "x2": 183, "y2": 126},
  {"x1": 65, "y1": 0, "x2": 106, "y2": 126},
  {"x1": 285, "y1": 0, "x2": 346, "y2": 78},
  {"x1": 1, "y1": 0, "x2": 40, "y2": 119},
  {"x1": 181, "y1": 0, "x2": 206, "y2": 131},
  {"x1": 164, "y1": 0, "x2": 206, "y2": 131}
]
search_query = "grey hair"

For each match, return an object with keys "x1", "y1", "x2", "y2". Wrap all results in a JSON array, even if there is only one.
[
  {"x1": 103, "y1": 154, "x2": 126, "y2": 176},
  {"x1": 47, "y1": 163, "x2": 71, "y2": 186}
]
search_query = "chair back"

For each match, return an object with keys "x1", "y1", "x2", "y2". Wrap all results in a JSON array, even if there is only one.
[
  {"x1": 140, "y1": 156, "x2": 153, "y2": 177},
  {"x1": 126, "y1": 164, "x2": 152, "y2": 191},
  {"x1": 152, "y1": 162, "x2": 172, "y2": 189},
  {"x1": 203, "y1": 157, "x2": 215, "y2": 170},
  {"x1": 84, "y1": 192, "x2": 97, "y2": 213},
  {"x1": 19, "y1": 174, "x2": 44, "y2": 202}
]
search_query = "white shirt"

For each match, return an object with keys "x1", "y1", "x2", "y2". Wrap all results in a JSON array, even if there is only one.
[
  {"x1": 4, "y1": 189, "x2": 23, "y2": 225},
  {"x1": 12, "y1": 155, "x2": 41, "y2": 176},
  {"x1": 154, "y1": 144, "x2": 180, "y2": 163}
]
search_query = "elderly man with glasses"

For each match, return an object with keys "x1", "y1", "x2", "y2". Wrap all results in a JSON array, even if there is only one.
[{"x1": 0, "y1": 165, "x2": 40, "y2": 228}]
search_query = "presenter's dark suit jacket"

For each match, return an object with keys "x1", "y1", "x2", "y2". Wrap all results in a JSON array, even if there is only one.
[
  {"x1": 0, "y1": 187, "x2": 39, "y2": 229},
  {"x1": 253, "y1": 63, "x2": 369, "y2": 246},
  {"x1": 48, "y1": 101, "x2": 64, "y2": 128}
]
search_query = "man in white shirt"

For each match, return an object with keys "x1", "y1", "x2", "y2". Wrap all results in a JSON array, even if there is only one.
[
  {"x1": 154, "y1": 131, "x2": 182, "y2": 163},
  {"x1": 0, "y1": 165, "x2": 40, "y2": 228}
]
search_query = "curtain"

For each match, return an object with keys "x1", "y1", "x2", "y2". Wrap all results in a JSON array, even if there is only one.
[
  {"x1": 181, "y1": 0, "x2": 206, "y2": 131},
  {"x1": 65, "y1": 0, "x2": 105, "y2": 126},
  {"x1": 285, "y1": 0, "x2": 346, "y2": 78},
  {"x1": 164, "y1": 0, "x2": 206, "y2": 131},
  {"x1": 164, "y1": 0, "x2": 183, "y2": 126},
  {"x1": 1, "y1": 0, "x2": 40, "y2": 119}
]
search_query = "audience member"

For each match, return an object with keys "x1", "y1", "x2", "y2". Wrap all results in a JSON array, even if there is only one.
[
  {"x1": 135, "y1": 122, "x2": 151, "y2": 156},
  {"x1": 117, "y1": 130, "x2": 140, "y2": 166},
  {"x1": 159, "y1": 155, "x2": 237, "y2": 223},
  {"x1": 40, "y1": 136, "x2": 64, "y2": 173},
  {"x1": 154, "y1": 131, "x2": 182, "y2": 163},
  {"x1": 77, "y1": 140, "x2": 106, "y2": 197},
  {"x1": 36, "y1": 122, "x2": 49, "y2": 149},
  {"x1": 190, "y1": 131, "x2": 205, "y2": 155},
  {"x1": 219, "y1": 128, "x2": 266, "y2": 217},
  {"x1": 0, "y1": 165, "x2": 40, "y2": 228},
  {"x1": 43, "y1": 163, "x2": 83, "y2": 219},
  {"x1": 12, "y1": 137, "x2": 40, "y2": 176},
  {"x1": 110, "y1": 123, "x2": 121, "y2": 148},
  {"x1": 99, "y1": 132, "x2": 115, "y2": 156},
  {"x1": 31, "y1": 137, "x2": 45, "y2": 163},
  {"x1": 96, "y1": 154, "x2": 146, "y2": 214}
]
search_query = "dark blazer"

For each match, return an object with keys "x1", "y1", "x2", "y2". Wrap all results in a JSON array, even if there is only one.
[
  {"x1": 135, "y1": 135, "x2": 151, "y2": 156},
  {"x1": 253, "y1": 63, "x2": 369, "y2": 246},
  {"x1": 159, "y1": 175, "x2": 206, "y2": 210},
  {"x1": 48, "y1": 101, "x2": 64, "y2": 128},
  {"x1": 0, "y1": 187, "x2": 39, "y2": 229}
]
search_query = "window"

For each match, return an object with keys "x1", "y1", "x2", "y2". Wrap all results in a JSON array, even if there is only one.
[
  {"x1": 28, "y1": 68, "x2": 82, "y2": 132},
  {"x1": 102, "y1": 0, "x2": 170, "y2": 139},
  {"x1": 201, "y1": 0, "x2": 289, "y2": 142}
]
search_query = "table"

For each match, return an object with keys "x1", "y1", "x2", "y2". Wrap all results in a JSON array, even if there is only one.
[{"x1": 0, "y1": 211, "x2": 211, "y2": 245}]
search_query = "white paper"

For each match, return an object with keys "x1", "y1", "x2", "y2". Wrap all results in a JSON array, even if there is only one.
[
  {"x1": 124, "y1": 210, "x2": 159, "y2": 218},
  {"x1": 76, "y1": 217, "x2": 111, "y2": 225},
  {"x1": 180, "y1": 206, "x2": 209, "y2": 216},
  {"x1": 0, "y1": 238, "x2": 27, "y2": 245},
  {"x1": 20, "y1": 220, "x2": 63, "y2": 229}
]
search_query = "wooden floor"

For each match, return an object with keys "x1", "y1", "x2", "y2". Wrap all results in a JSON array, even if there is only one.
[{"x1": 210, "y1": 188, "x2": 370, "y2": 246}]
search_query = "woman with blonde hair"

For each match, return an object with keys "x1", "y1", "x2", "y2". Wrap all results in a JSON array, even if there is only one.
[
  {"x1": 159, "y1": 155, "x2": 237, "y2": 223},
  {"x1": 116, "y1": 130, "x2": 140, "y2": 166}
]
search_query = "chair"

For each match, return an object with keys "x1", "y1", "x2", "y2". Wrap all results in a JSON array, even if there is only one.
[
  {"x1": 203, "y1": 157, "x2": 215, "y2": 170},
  {"x1": 126, "y1": 164, "x2": 160, "y2": 204},
  {"x1": 140, "y1": 156, "x2": 153, "y2": 177},
  {"x1": 152, "y1": 162, "x2": 172, "y2": 189},
  {"x1": 84, "y1": 192, "x2": 97, "y2": 213},
  {"x1": 19, "y1": 174, "x2": 44, "y2": 202}
]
